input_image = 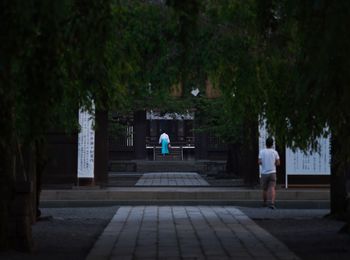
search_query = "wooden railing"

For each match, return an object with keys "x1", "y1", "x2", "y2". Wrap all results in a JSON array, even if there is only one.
[{"x1": 146, "y1": 136, "x2": 195, "y2": 147}]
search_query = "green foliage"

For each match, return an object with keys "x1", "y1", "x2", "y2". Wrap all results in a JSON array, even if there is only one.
[
  {"x1": 2, "y1": 0, "x2": 349, "y2": 167},
  {"x1": 257, "y1": 0, "x2": 350, "y2": 159},
  {"x1": 188, "y1": 0, "x2": 262, "y2": 143},
  {"x1": 0, "y1": 0, "x2": 121, "y2": 140},
  {"x1": 110, "y1": 2, "x2": 182, "y2": 111}
]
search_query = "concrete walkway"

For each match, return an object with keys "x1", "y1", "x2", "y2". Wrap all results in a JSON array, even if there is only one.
[
  {"x1": 135, "y1": 172, "x2": 210, "y2": 186},
  {"x1": 86, "y1": 206, "x2": 299, "y2": 260}
]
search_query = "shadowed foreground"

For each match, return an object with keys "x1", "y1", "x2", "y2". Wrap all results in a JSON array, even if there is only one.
[{"x1": 0, "y1": 207, "x2": 349, "y2": 260}]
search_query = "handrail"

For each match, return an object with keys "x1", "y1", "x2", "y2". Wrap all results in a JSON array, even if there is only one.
[{"x1": 146, "y1": 145, "x2": 194, "y2": 149}]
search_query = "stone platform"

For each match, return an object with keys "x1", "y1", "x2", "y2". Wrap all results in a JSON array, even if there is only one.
[
  {"x1": 41, "y1": 187, "x2": 329, "y2": 209},
  {"x1": 41, "y1": 172, "x2": 329, "y2": 209}
]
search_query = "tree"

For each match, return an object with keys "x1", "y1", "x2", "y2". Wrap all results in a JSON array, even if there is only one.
[
  {"x1": 0, "y1": 0, "x2": 122, "y2": 250},
  {"x1": 0, "y1": 0, "x2": 202, "y2": 250},
  {"x1": 184, "y1": 0, "x2": 263, "y2": 184},
  {"x1": 159, "y1": 0, "x2": 264, "y2": 184},
  {"x1": 257, "y1": 0, "x2": 350, "y2": 229},
  {"x1": 167, "y1": 0, "x2": 350, "y2": 224}
]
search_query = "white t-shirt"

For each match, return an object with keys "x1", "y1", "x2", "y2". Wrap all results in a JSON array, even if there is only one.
[
  {"x1": 159, "y1": 133, "x2": 170, "y2": 144},
  {"x1": 259, "y1": 148, "x2": 280, "y2": 174}
]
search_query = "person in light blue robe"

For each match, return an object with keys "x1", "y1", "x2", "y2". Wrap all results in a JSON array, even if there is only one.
[{"x1": 159, "y1": 130, "x2": 170, "y2": 155}]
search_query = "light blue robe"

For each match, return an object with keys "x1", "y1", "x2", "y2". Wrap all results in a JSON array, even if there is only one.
[{"x1": 161, "y1": 138, "x2": 169, "y2": 154}]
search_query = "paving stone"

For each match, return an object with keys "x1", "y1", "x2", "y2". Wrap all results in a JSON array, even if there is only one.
[{"x1": 86, "y1": 206, "x2": 300, "y2": 260}]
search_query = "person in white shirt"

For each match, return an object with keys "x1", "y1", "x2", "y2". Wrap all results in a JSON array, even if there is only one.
[
  {"x1": 258, "y1": 137, "x2": 280, "y2": 209},
  {"x1": 159, "y1": 130, "x2": 170, "y2": 155}
]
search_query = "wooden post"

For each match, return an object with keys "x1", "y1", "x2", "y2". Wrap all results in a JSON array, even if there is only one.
[
  {"x1": 134, "y1": 110, "x2": 147, "y2": 159},
  {"x1": 242, "y1": 119, "x2": 259, "y2": 187}
]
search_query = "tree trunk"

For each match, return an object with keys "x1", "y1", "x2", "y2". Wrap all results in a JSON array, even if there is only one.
[
  {"x1": 242, "y1": 119, "x2": 259, "y2": 187},
  {"x1": 345, "y1": 166, "x2": 350, "y2": 233},
  {"x1": 0, "y1": 114, "x2": 36, "y2": 251},
  {"x1": 330, "y1": 167, "x2": 347, "y2": 217},
  {"x1": 330, "y1": 135, "x2": 347, "y2": 218},
  {"x1": 0, "y1": 146, "x2": 34, "y2": 251},
  {"x1": 10, "y1": 140, "x2": 36, "y2": 251},
  {"x1": 35, "y1": 139, "x2": 47, "y2": 220},
  {"x1": 0, "y1": 152, "x2": 15, "y2": 250},
  {"x1": 0, "y1": 99, "x2": 16, "y2": 249}
]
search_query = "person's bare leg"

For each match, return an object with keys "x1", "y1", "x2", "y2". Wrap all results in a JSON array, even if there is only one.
[
  {"x1": 263, "y1": 190, "x2": 267, "y2": 206},
  {"x1": 267, "y1": 183, "x2": 276, "y2": 208},
  {"x1": 270, "y1": 186, "x2": 276, "y2": 205}
]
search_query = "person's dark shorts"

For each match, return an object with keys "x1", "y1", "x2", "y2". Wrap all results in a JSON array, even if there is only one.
[{"x1": 261, "y1": 173, "x2": 277, "y2": 190}]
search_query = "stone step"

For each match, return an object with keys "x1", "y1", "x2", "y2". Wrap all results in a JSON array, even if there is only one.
[
  {"x1": 155, "y1": 154, "x2": 182, "y2": 161},
  {"x1": 154, "y1": 149, "x2": 183, "y2": 161},
  {"x1": 41, "y1": 188, "x2": 329, "y2": 209},
  {"x1": 109, "y1": 161, "x2": 200, "y2": 172},
  {"x1": 136, "y1": 163, "x2": 197, "y2": 172},
  {"x1": 106, "y1": 172, "x2": 245, "y2": 188},
  {"x1": 109, "y1": 160, "x2": 226, "y2": 175}
]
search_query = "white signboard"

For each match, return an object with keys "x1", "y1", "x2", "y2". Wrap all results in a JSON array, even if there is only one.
[
  {"x1": 77, "y1": 106, "x2": 95, "y2": 178},
  {"x1": 286, "y1": 137, "x2": 331, "y2": 175}
]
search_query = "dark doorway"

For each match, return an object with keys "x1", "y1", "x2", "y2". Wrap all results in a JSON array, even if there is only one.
[{"x1": 159, "y1": 120, "x2": 175, "y2": 142}]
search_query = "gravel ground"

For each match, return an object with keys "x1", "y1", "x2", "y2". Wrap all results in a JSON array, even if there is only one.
[
  {"x1": 0, "y1": 207, "x2": 119, "y2": 260},
  {"x1": 239, "y1": 207, "x2": 350, "y2": 260},
  {"x1": 0, "y1": 206, "x2": 349, "y2": 260}
]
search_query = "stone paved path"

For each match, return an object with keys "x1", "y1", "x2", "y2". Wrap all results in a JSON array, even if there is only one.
[
  {"x1": 135, "y1": 172, "x2": 210, "y2": 186},
  {"x1": 86, "y1": 206, "x2": 299, "y2": 260}
]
